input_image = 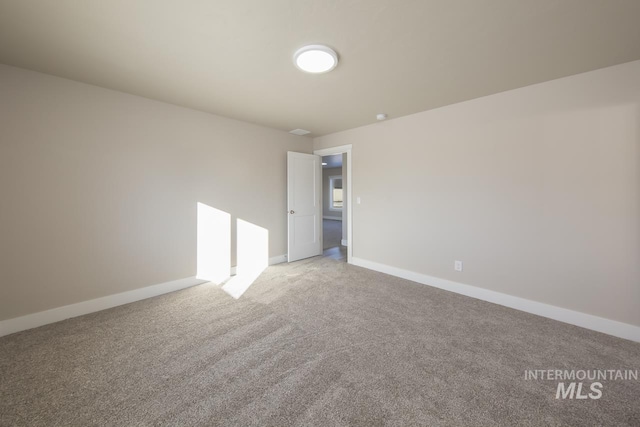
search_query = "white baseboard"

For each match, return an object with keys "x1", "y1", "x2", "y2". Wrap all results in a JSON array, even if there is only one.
[
  {"x1": 229, "y1": 254, "x2": 288, "y2": 276},
  {"x1": 323, "y1": 216, "x2": 342, "y2": 221},
  {"x1": 341, "y1": 239, "x2": 348, "y2": 247},
  {"x1": 0, "y1": 276, "x2": 207, "y2": 338},
  {"x1": 0, "y1": 255, "x2": 290, "y2": 338},
  {"x1": 350, "y1": 257, "x2": 640, "y2": 343},
  {"x1": 268, "y1": 254, "x2": 288, "y2": 265}
]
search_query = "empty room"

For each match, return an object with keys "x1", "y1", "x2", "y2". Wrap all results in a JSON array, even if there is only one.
[{"x1": 1, "y1": 1, "x2": 639, "y2": 426}]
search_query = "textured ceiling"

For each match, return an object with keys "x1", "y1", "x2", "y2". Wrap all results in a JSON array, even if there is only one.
[{"x1": 1, "y1": 0, "x2": 639, "y2": 136}]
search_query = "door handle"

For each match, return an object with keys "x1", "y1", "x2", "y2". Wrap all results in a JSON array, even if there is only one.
[{"x1": 289, "y1": 210, "x2": 295, "y2": 214}]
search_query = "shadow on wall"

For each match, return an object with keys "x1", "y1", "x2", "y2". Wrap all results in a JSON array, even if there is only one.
[{"x1": 196, "y1": 203, "x2": 268, "y2": 299}]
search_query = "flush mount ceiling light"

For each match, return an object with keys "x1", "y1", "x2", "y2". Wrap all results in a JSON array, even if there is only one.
[
  {"x1": 293, "y1": 45, "x2": 338, "y2": 74},
  {"x1": 289, "y1": 128, "x2": 311, "y2": 135}
]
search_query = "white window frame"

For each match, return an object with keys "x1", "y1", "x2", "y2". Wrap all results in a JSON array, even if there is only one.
[{"x1": 329, "y1": 175, "x2": 343, "y2": 211}]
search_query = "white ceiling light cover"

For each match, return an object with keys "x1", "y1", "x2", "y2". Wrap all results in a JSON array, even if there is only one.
[
  {"x1": 289, "y1": 128, "x2": 311, "y2": 135},
  {"x1": 294, "y1": 45, "x2": 338, "y2": 73}
]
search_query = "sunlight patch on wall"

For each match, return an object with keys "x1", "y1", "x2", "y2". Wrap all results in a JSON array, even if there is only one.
[
  {"x1": 222, "y1": 219, "x2": 269, "y2": 299},
  {"x1": 196, "y1": 203, "x2": 231, "y2": 284}
]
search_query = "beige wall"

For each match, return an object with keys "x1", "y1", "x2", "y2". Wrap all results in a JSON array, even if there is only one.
[
  {"x1": 322, "y1": 167, "x2": 343, "y2": 219},
  {"x1": 0, "y1": 64, "x2": 312, "y2": 321},
  {"x1": 315, "y1": 60, "x2": 640, "y2": 327}
]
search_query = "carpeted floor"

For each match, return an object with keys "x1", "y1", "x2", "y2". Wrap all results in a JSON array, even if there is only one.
[
  {"x1": 1, "y1": 257, "x2": 639, "y2": 426},
  {"x1": 323, "y1": 219, "x2": 342, "y2": 249}
]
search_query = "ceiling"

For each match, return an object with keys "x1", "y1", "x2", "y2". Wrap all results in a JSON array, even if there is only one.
[
  {"x1": 1, "y1": 1, "x2": 639, "y2": 137},
  {"x1": 322, "y1": 154, "x2": 343, "y2": 169}
]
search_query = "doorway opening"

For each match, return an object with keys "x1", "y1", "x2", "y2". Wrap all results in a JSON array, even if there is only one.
[
  {"x1": 321, "y1": 154, "x2": 346, "y2": 261},
  {"x1": 315, "y1": 144, "x2": 352, "y2": 263}
]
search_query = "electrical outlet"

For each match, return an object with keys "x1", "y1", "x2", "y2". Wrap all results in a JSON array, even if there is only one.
[{"x1": 454, "y1": 260, "x2": 463, "y2": 272}]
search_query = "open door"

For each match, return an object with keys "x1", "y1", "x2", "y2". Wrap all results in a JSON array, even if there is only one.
[{"x1": 287, "y1": 152, "x2": 322, "y2": 262}]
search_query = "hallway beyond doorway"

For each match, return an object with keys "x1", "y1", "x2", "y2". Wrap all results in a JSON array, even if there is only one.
[{"x1": 323, "y1": 219, "x2": 346, "y2": 261}]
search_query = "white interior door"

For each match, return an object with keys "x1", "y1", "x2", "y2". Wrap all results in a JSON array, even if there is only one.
[{"x1": 287, "y1": 152, "x2": 322, "y2": 262}]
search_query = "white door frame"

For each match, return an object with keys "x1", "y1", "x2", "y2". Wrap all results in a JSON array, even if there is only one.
[{"x1": 314, "y1": 145, "x2": 353, "y2": 263}]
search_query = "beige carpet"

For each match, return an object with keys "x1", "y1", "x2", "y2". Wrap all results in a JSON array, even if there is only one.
[{"x1": 1, "y1": 257, "x2": 639, "y2": 426}]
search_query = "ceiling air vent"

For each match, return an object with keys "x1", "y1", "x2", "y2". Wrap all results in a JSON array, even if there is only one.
[{"x1": 289, "y1": 129, "x2": 311, "y2": 136}]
